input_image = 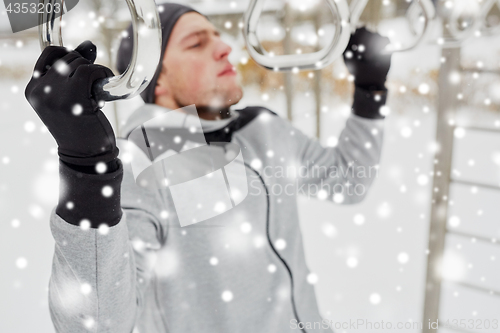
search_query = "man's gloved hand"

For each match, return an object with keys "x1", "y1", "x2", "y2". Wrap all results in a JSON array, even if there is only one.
[
  {"x1": 343, "y1": 27, "x2": 392, "y2": 91},
  {"x1": 25, "y1": 40, "x2": 118, "y2": 168}
]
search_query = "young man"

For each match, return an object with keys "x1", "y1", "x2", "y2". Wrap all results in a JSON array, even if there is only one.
[{"x1": 25, "y1": 3, "x2": 391, "y2": 332}]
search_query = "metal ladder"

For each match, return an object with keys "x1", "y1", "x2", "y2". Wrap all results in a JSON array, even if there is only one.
[{"x1": 422, "y1": 45, "x2": 500, "y2": 332}]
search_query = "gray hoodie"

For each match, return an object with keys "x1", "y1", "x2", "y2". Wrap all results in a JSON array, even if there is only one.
[{"x1": 48, "y1": 103, "x2": 385, "y2": 333}]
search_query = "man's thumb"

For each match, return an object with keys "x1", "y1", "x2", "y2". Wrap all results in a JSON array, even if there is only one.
[{"x1": 74, "y1": 40, "x2": 97, "y2": 64}]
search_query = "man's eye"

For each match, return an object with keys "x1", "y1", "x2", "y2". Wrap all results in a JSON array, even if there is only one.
[{"x1": 190, "y1": 43, "x2": 201, "y2": 49}]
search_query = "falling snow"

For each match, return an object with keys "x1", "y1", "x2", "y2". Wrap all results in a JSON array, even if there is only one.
[
  {"x1": 2, "y1": 5, "x2": 500, "y2": 331},
  {"x1": 221, "y1": 290, "x2": 233, "y2": 302},
  {"x1": 101, "y1": 186, "x2": 113, "y2": 197},
  {"x1": 15, "y1": 257, "x2": 28, "y2": 269}
]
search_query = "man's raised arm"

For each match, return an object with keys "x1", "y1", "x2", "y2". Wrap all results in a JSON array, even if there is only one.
[
  {"x1": 25, "y1": 41, "x2": 163, "y2": 332},
  {"x1": 292, "y1": 28, "x2": 392, "y2": 204}
]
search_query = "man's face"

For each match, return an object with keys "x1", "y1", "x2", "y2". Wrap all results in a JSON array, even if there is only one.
[{"x1": 154, "y1": 12, "x2": 243, "y2": 110}]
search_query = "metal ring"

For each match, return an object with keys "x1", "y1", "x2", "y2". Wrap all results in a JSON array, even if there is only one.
[
  {"x1": 349, "y1": 0, "x2": 435, "y2": 53},
  {"x1": 446, "y1": 0, "x2": 482, "y2": 42},
  {"x1": 479, "y1": 0, "x2": 500, "y2": 35},
  {"x1": 242, "y1": 0, "x2": 351, "y2": 72},
  {"x1": 38, "y1": 0, "x2": 162, "y2": 102},
  {"x1": 434, "y1": 0, "x2": 499, "y2": 47}
]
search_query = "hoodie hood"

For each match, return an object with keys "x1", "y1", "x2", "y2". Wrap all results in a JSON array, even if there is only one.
[{"x1": 117, "y1": 104, "x2": 248, "y2": 226}]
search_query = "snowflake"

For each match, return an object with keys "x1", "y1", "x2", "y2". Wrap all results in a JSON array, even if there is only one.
[
  {"x1": 11, "y1": 219, "x2": 20, "y2": 228},
  {"x1": 221, "y1": 290, "x2": 233, "y2": 302},
  {"x1": 250, "y1": 158, "x2": 262, "y2": 170},
  {"x1": 80, "y1": 283, "x2": 92, "y2": 295},
  {"x1": 16, "y1": 257, "x2": 28, "y2": 269},
  {"x1": 346, "y1": 257, "x2": 358, "y2": 268},
  {"x1": 98, "y1": 224, "x2": 109, "y2": 235},
  {"x1": 240, "y1": 222, "x2": 252, "y2": 233},
  {"x1": 379, "y1": 106, "x2": 390, "y2": 116},
  {"x1": 253, "y1": 236, "x2": 265, "y2": 248},
  {"x1": 213, "y1": 202, "x2": 226, "y2": 213},
  {"x1": 327, "y1": 137, "x2": 338, "y2": 147},
  {"x1": 418, "y1": 83, "x2": 430, "y2": 95},
  {"x1": 416, "y1": 173, "x2": 429, "y2": 186},
  {"x1": 102, "y1": 185, "x2": 113, "y2": 197},
  {"x1": 307, "y1": 273, "x2": 318, "y2": 284},
  {"x1": 24, "y1": 121, "x2": 35, "y2": 133},
  {"x1": 95, "y1": 162, "x2": 107, "y2": 174},
  {"x1": 321, "y1": 222, "x2": 337, "y2": 238},
  {"x1": 333, "y1": 193, "x2": 344, "y2": 203},
  {"x1": 317, "y1": 189, "x2": 328, "y2": 200},
  {"x1": 454, "y1": 127, "x2": 466, "y2": 138},
  {"x1": 448, "y1": 216, "x2": 460, "y2": 228},
  {"x1": 80, "y1": 219, "x2": 91, "y2": 230},
  {"x1": 401, "y1": 127, "x2": 412, "y2": 138},
  {"x1": 29, "y1": 204, "x2": 44, "y2": 219},
  {"x1": 353, "y1": 214, "x2": 365, "y2": 225},
  {"x1": 397, "y1": 252, "x2": 409, "y2": 264},
  {"x1": 369, "y1": 293, "x2": 381, "y2": 305},
  {"x1": 83, "y1": 317, "x2": 95, "y2": 329},
  {"x1": 275, "y1": 238, "x2": 286, "y2": 250},
  {"x1": 54, "y1": 60, "x2": 69, "y2": 75},
  {"x1": 72, "y1": 104, "x2": 83, "y2": 116},
  {"x1": 377, "y1": 202, "x2": 391, "y2": 218}
]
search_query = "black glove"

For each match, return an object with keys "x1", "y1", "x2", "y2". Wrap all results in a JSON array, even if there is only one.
[
  {"x1": 25, "y1": 41, "x2": 123, "y2": 229},
  {"x1": 25, "y1": 40, "x2": 118, "y2": 169},
  {"x1": 343, "y1": 27, "x2": 392, "y2": 91}
]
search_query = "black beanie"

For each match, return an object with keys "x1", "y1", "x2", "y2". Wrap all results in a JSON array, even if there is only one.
[{"x1": 115, "y1": 3, "x2": 200, "y2": 104}]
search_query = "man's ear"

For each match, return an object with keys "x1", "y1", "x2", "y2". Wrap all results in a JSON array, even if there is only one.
[
  {"x1": 154, "y1": 84, "x2": 168, "y2": 97},
  {"x1": 155, "y1": 66, "x2": 169, "y2": 97}
]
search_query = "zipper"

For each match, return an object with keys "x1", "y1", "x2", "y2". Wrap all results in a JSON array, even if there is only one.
[
  {"x1": 241, "y1": 161, "x2": 307, "y2": 333},
  {"x1": 153, "y1": 270, "x2": 170, "y2": 332}
]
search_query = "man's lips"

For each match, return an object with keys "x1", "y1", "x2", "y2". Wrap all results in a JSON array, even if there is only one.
[{"x1": 218, "y1": 64, "x2": 236, "y2": 77}]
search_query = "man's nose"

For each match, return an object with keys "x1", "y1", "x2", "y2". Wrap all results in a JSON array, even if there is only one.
[{"x1": 214, "y1": 40, "x2": 232, "y2": 60}]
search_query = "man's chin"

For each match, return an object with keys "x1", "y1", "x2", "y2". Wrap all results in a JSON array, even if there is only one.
[
  {"x1": 227, "y1": 86, "x2": 243, "y2": 106},
  {"x1": 207, "y1": 86, "x2": 243, "y2": 109}
]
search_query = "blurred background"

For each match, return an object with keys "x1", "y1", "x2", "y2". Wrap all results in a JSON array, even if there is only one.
[{"x1": 1, "y1": 0, "x2": 500, "y2": 332}]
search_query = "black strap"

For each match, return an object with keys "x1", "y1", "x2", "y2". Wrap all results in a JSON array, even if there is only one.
[
  {"x1": 203, "y1": 106, "x2": 277, "y2": 143},
  {"x1": 127, "y1": 107, "x2": 277, "y2": 159}
]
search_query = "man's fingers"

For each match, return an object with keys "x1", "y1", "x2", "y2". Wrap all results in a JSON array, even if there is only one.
[
  {"x1": 46, "y1": 51, "x2": 89, "y2": 77},
  {"x1": 348, "y1": 27, "x2": 392, "y2": 59},
  {"x1": 68, "y1": 58, "x2": 94, "y2": 77},
  {"x1": 32, "y1": 46, "x2": 71, "y2": 77}
]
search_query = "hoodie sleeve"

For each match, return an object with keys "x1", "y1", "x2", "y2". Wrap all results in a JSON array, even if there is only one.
[
  {"x1": 48, "y1": 141, "x2": 168, "y2": 332},
  {"x1": 290, "y1": 88, "x2": 386, "y2": 204}
]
